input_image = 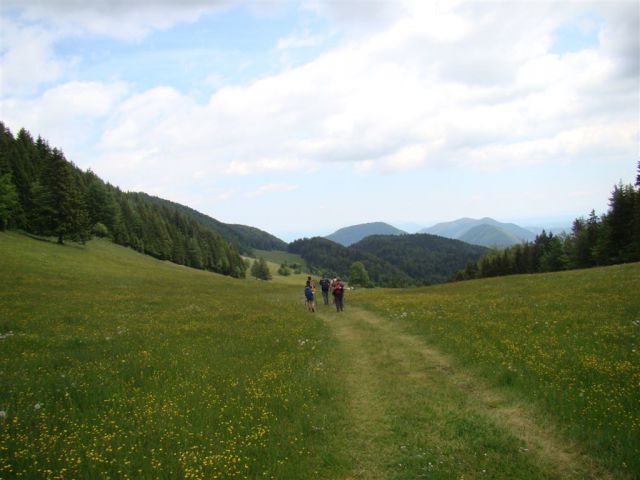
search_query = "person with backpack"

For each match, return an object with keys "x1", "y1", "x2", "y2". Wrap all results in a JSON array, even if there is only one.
[
  {"x1": 319, "y1": 275, "x2": 331, "y2": 305},
  {"x1": 332, "y1": 277, "x2": 345, "y2": 312},
  {"x1": 304, "y1": 280, "x2": 315, "y2": 312}
]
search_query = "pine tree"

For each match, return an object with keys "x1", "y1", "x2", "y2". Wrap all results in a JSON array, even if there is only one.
[
  {"x1": 35, "y1": 148, "x2": 90, "y2": 244},
  {"x1": 604, "y1": 183, "x2": 635, "y2": 262},
  {"x1": 251, "y1": 257, "x2": 271, "y2": 280},
  {"x1": 86, "y1": 175, "x2": 115, "y2": 229},
  {"x1": 0, "y1": 173, "x2": 19, "y2": 230}
]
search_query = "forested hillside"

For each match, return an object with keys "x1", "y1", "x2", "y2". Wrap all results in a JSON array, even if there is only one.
[
  {"x1": 0, "y1": 123, "x2": 246, "y2": 278},
  {"x1": 289, "y1": 233, "x2": 487, "y2": 287},
  {"x1": 353, "y1": 233, "x2": 487, "y2": 284},
  {"x1": 455, "y1": 165, "x2": 640, "y2": 281},
  {"x1": 138, "y1": 193, "x2": 287, "y2": 253},
  {"x1": 288, "y1": 237, "x2": 413, "y2": 287}
]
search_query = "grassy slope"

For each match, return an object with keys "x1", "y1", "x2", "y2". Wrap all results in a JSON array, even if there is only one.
[
  {"x1": 353, "y1": 264, "x2": 640, "y2": 477},
  {"x1": 0, "y1": 232, "x2": 347, "y2": 479},
  {"x1": 2, "y1": 231, "x2": 638, "y2": 479},
  {"x1": 252, "y1": 249, "x2": 307, "y2": 270},
  {"x1": 243, "y1": 252, "x2": 310, "y2": 287}
]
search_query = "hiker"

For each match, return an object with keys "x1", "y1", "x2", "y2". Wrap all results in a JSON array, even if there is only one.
[
  {"x1": 304, "y1": 280, "x2": 315, "y2": 312},
  {"x1": 319, "y1": 275, "x2": 331, "y2": 305},
  {"x1": 332, "y1": 277, "x2": 345, "y2": 312},
  {"x1": 329, "y1": 277, "x2": 337, "y2": 295}
]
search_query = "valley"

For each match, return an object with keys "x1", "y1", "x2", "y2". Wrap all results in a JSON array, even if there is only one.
[{"x1": 1, "y1": 231, "x2": 637, "y2": 479}]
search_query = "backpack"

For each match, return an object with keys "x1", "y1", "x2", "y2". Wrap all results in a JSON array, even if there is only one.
[{"x1": 333, "y1": 282, "x2": 344, "y2": 296}]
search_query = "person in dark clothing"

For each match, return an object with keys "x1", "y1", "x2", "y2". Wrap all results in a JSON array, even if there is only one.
[
  {"x1": 332, "y1": 278, "x2": 345, "y2": 312},
  {"x1": 318, "y1": 276, "x2": 331, "y2": 305},
  {"x1": 304, "y1": 280, "x2": 315, "y2": 312}
]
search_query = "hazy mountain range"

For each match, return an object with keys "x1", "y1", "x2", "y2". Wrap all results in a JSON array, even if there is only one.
[
  {"x1": 325, "y1": 222, "x2": 406, "y2": 246},
  {"x1": 324, "y1": 218, "x2": 540, "y2": 248},
  {"x1": 419, "y1": 217, "x2": 537, "y2": 247}
]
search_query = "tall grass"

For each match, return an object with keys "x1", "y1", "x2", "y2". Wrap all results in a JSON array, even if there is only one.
[
  {"x1": 354, "y1": 263, "x2": 640, "y2": 477},
  {"x1": 0, "y1": 232, "x2": 346, "y2": 479}
]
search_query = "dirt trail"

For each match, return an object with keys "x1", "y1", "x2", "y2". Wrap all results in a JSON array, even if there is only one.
[{"x1": 317, "y1": 306, "x2": 613, "y2": 480}]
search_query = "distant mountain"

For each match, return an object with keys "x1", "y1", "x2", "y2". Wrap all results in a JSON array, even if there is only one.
[
  {"x1": 458, "y1": 224, "x2": 522, "y2": 247},
  {"x1": 352, "y1": 234, "x2": 487, "y2": 285},
  {"x1": 326, "y1": 222, "x2": 406, "y2": 246},
  {"x1": 525, "y1": 225, "x2": 572, "y2": 236},
  {"x1": 137, "y1": 193, "x2": 287, "y2": 253},
  {"x1": 420, "y1": 217, "x2": 535, "y2": 246}
]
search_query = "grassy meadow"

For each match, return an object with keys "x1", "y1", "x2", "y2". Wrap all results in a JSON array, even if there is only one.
[
  {"x1": 0, "y1": 232, "x2": 346, "y2": 479},
  {"x1": 251, "y1": 250, "x2": 307, "y2": 272},
  {"x1": 352, "y1": 264, "x2": 640, "y2": 476},
  {"x1": 2, "y1": 231, "x2": 639, "y2": 479}
]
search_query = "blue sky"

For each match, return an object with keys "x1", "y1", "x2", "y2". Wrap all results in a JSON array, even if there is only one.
[{"x1": 1, "y1": 1, "x2": 638, "y2": 241}]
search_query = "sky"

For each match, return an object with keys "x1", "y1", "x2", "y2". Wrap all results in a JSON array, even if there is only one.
[{"x1": 1, "y1": 0, "x2": 638, "y2": 241}]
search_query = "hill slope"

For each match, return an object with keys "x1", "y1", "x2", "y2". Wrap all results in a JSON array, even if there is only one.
[
  {"x1": 325, "y1": 222, "x2": 406, "y2": 246},
  {"x1": 421, "y1": 217, "x2": 536, "y2": 244},
  {"x1": 137, "y1": 192, "x2": 287, "y2": 253},
  {"x1": 357, "y1": 262, "x2": 640, "y2": 477},
  {"x1": 352, "y1": 233, "x2": 487, "y2": 284},
  {"x1": 0, "y1": 231, "x2": 346, "y2": 478},
  {"x1": 1, "y1": 231, "x2": 635, "y2": 479},
  {"x1": 458, "y1": 223, "x2": 522, "y2": 247},
  {"x1": 288, "y1": 237, "x2": 413, "y2": 287}
]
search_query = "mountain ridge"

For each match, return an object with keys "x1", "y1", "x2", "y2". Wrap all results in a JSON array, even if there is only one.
[
  {"x1": 458, "y1": 224, "x2": 522, "y2": 247},
  {"x1": 421, "y1": 217, "x2": 535, "y2": 245},
  {"x1": 325, "y1": 222, "x2": 406, "y2": 246}
]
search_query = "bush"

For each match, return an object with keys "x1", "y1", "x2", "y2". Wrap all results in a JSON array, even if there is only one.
[{"x1": 92, "y1": 222, "x2": 109, "y2": 238}]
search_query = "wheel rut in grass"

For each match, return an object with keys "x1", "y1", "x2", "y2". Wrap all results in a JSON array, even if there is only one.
[{"x1": 317, "y1": 306, "x2": 614, "y2": 480}]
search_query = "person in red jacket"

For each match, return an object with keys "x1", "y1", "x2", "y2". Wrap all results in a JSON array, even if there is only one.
[{"x1": 332, "y1": 278, "x2": 345, "y2": 312}]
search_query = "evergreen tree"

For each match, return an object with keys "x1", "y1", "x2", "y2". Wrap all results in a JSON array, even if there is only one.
[
  {"x1": 0, "y1": 173, "x2": 19, "y2": 230},
  {"x1": 251, "y1": 257, "x2": 271, "y2": 280},
  {"x1": 35, "y1": 149, "x2": 90, "y2": 244},
  {"x1": 603, "y1": 183, "x2": 636, "y2": 262},
  {"x1": 0, "y1": 124, "x2": 15, "y2": 176},
  {"x1": 187, "y1": 237, "x2": 204, "y2": 269},
  {"x1": 86, "y1": 174, "x2": 116, "y2": 231}
]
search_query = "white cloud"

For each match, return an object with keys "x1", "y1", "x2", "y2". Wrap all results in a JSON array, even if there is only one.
[
  {"x1": 463, "y1": 121, "x2": 638, "y2": 171},
  {"x1": 276, "y1": 31, "x2": 325, "y2": 50},
  {"x1": 244, "y1": 183, "x2": 299, "y2": 198},
  {"x1": 225, "y1": 158, "x2": 306, "y2": 175},
  {"x1": 2, "y1": 1, "x2": 637, "y2": 217},
  {"x1": 0, "y1": 20, "x2": 69, "y2": 96},
  {"x1": 1, "y1": 81, "x2": 128, "y2": 157},
  {"x1": 1, "y1": 0, "x2": 230, "y2": 40}
]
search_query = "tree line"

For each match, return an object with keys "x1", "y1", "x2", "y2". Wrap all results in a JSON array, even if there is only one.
[
  {"x1": 288, "y1": 236, "x2": 417, "y2": 287},
  {"x1": 0, "y1": 123, "x2": 246, "y2": 278},
  {"x1": 288, "y1": 231, "x2": 489, "y2": 287},
  {"x1": 453, "y1": 164, "x2": 640, "y2": 281},
  {"x1": 353, "y1": 233, "x2": 487, "y2": 285}
]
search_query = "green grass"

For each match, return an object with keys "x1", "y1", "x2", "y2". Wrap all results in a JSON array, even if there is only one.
[
  {"x1": 245, "y1": 250, "x2": 312, "y2": 287},
  {"x1": 0, "y1": 232, "x2": 347, "y2": 479},
  {"x1": 316, "y1": 308, "x2": 582, "y2": 480},
  {"x1": 252, "y1": 250, "x2": 307, "y2": 271},
  {"x1": 2, "y1": 231, "x2": 638, "y2": 479},
  {"x1": 352, "y1": 264, "x2": 640, "y2": 477}
]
